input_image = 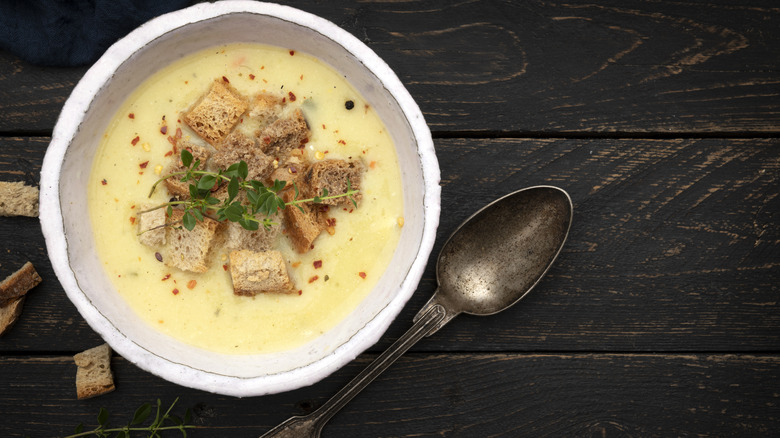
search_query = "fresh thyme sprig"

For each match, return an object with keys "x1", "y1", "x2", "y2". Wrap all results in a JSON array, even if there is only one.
[
  {"x1": 66, "y1": 397, "x2": 196, "y2": 438},
  {"x1": 145, "y1": 149, "x2": 359, "y2": 232}
]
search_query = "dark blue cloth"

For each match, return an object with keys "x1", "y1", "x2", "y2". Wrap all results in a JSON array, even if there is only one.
[{"x1": 0, "y1": 0, "x2": 191, "y2": 66}]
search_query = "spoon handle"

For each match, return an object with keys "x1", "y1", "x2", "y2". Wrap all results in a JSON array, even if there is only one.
[{"x1": 260, "y1": 303, "x2": 448, "y2": 438}]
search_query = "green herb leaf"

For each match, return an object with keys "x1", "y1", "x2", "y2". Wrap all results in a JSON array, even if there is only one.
[
  {"x1": 181, "y1": 149, "x2": 193, "y2": 167},
  {"x1": 238, "y1": 160, "x2": 249, "y2": 180},
  {"x1": 197, "y1": 174, "x2": 217, "y2": 191},
  {"x1": 228, "y1": 176, "x2": 239, "y2": 200},
  {"x1": 97, "y1": 407, "x2": 109, "y2": 427},
  {"x1": 182, "y1": 212, "x2": 197, "y2": 231},
  {"x1": 131, "y1": 403, "x2": 152, "y2": 425}
]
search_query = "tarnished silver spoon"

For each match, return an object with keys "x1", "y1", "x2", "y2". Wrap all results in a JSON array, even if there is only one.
[{"x1": 261, "y1": 185, "x2": 573, "y2": 437}]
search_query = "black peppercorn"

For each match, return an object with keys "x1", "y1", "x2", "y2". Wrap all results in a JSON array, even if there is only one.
[{"x1": 345, "y1": 100, "x2": 354, "y2": 110}]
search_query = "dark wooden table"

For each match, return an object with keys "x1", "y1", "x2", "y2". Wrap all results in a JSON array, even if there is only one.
[{"x1": 1, "y1": 1, "x2": 778, "y2": 436}]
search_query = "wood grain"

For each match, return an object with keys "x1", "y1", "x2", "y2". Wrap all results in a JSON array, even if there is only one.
[
  {"x1": 0, "y1": 0, "x2": 778, "y2": 134},
  {"x1": 1, "y1": 136, "x2": 776, "y2": 353},
  {"x1": 0, "y1": 353, "x2": 777, "y2": 437}
]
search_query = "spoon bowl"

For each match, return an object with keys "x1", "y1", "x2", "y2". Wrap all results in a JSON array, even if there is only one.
[
  {"x1": 261, "y1": 185, "x2": 573, "y2": 437},
  {"x1": 422, "y1": 185, "x2": 573, "y2": 330}
]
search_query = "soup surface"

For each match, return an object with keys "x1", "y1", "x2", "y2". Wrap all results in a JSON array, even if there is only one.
[{"x1": 88, "y1": 43, "x2": 403, "y2": 354}]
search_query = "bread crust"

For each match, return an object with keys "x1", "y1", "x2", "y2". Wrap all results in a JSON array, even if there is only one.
[
  {"x1": 0, "y1": 181, "x2": 39, "y2": 217},
  {"x1": 0, "y1": 261, "x2": 42, "y2": 305},
  {"x1": 74, "y1": 343, "x2": 115, "y2": 399},
  {"x1": 183, "y1": 79, "x2": 248, "y2": 146}
]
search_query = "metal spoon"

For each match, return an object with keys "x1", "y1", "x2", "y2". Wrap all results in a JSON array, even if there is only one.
[{"x1": 261, "y1": 185, "x2": 573, "y2": 437}]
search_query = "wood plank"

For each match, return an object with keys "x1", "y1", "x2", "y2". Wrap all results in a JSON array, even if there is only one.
[
  {"x1": 1, "y1": 0, "x2": 778, "y2": 134},
  {"x1": 0, "y1": 353, "x2": 777, "y2": 437},
  {"x1": 1, "y1": 136, "x2": 776, "y2": 353}
]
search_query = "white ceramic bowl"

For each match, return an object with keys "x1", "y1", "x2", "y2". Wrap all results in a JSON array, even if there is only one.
[{"x1": 39, "y1": 1, "x2": 439, "y2": 397}]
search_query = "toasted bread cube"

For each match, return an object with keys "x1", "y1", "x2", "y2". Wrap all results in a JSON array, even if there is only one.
[
  {"x1": 222, "y1": 216, "x2": 281, "y2": 253},
  {"x1": 0, "y1": 296, "x2": 25, "y2": 337},
  {"x1": 184, "y1": 79, "x2": 248, "y2": 146},
  {"x1": 257, "y1": 108, "x2": 309, "y2": 156},
  {"x1": 211, "y1": 131, "x2": 273, "y2": 181},
  {"x1": 249, "y1": 92, "x2": 285, "y2": 127},
  {"x1": 302, "y1": 159, "x2": 363, "y2": 206},
  {"x1": 282, "y1": 189, "x2": 327, "y2": 253},
  {"x1": 74, "y1": 343, "x2": 115, "y2": 400},
  {"x1": 137, "y1": 206, "x2": 166, "y2": 247},
  {"x1": 164, "y1": 209, "x2": 220, "y2": 273},
  {"x1": 229, "y1": 250, "x2": 294, "y2": 295},
  {"x1": 163, "y1": 141, "x2": 211, "y2": 198},
  {"x1": 0, "y1": 261, "x2": 41, "y2": 305},
  {"x1": 0, "y1": 181, "x2": 39, "y2": 217}
]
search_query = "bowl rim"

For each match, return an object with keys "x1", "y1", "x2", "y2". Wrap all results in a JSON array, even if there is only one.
[{"x1": 39, "y1": 0, "x2": 440, "y2": 397}]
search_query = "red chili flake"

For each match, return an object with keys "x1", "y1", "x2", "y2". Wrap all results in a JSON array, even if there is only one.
[
  {"x1": 223, "y1": 264, "x2": 229, "y2": 271},
  {"x1": 282, "y1": 97, "x2": 286, "y2": 103},
  {"x1": 300, "y1": 74, "x2": 304, "y2": 80},
  {"x1": 338, "y1": 140, "x2": 346, "y2": 145},
  {"x1": 167, "y1": 136, "x2": 177, "y2": 146},
  {"x1": 131, "y1": 136, "x2": 140, "y2": 146},
  {"x1": 322, "y1": 124, "x2": 326, "y2": 129},
  {"x1": 139, "y1": 161, "x2": 149, "y2": 169},
  {"x1": 160, "y1": 125, "x2": 168, "y2": 135},
  {"x1": 164, "y1": 150, "x2": 173, "y2": 157},
  {"x1": 101, "y1": 179, "x2": 107, "y2": 185},
  {"x1": 289, "y1": 50, "x2": 295, "y2": 56},
  {"x1": 313, "y1": 260, "x2": 323, "y2": 269},
  {"x1": 129, "y1": 217, "x2": 136, "y2": 224},
  {"x1": 291, "y1": 261, "x2": 301, "y2": 268},
  {"x1": 128, "y1": 113, "x2": 135, "y2": 119},
  {"x1": 249, "y1": 74, "x2": 255, "y2": 80},
  {"x1": 298, "y1": 290, "x2": 302, "y2": 295},
  {"x1": 187, "y1": 280, "x2": 197, "y2": 289},
  {"x1": 326, "y1": 218, "x2": 337, "y2": 227},
  {"x1": 222, "y1": 76, "x2": 229, "y2": 83},
  {"x1": 359, "y1": 272, "x2": 367, "y2": 279},
  {"x1": 155, "y1": 252, "x2": 162, "y2": 262},
  {"x1": 172, "y1": 288, "x2": 179, "y2": 295},
  {"x1": 308, "y1": 275, "x2": 319, "y2": 283},
  {"x1": 288, "y1": 91, "x2": 296, "y2": 102},
  {"x1": 162, "y1": 274, "x2": 171, "y2": 281},
  {"x1": 300, "y1": 137, "x2": 309, "y2": 145},
  {"x1": 263, "y1": 136, "x2": 271, "y2": 144}
]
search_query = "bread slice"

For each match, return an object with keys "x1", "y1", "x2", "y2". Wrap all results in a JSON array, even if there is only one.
[
  {"x1": 0, "y1": 261, "x2": 42, "y2": 305},
  {"x1": 0, "y1": 181, "x2": 39, "y2": 217},
  {"x1": 229, "y1": 249, "x2": 294, "y2": 295},
  {"x1": 74, "y1": 343, "x2": 115, "y2": 399},
  {"x1": 184, "y1": 79, "x2": 248, "y2": 147},
  {"x1": 0, "y1": 297, "x2": 25, "y2": 337},
  {"x1": 258, "y1": 108, "x2": 310, "y2": 157},
  {"x1": 163, "y1": 141, "x2": 211, "y2": 199},
  {"x1": 164, "y1": 209, "x2": 220, "y2": 273},
  {"x1": 137, "y1": 206, "x2": 166, "y2": 247},
  {"x1": 302, "y1": 159, "x2": 363, "y2": 206},
  {"x1": 210, "y1": 131, "x2": 273, "y2": 181},
  {"x1": 282, "y1": 189, "x2": 327, "y2": 253}
]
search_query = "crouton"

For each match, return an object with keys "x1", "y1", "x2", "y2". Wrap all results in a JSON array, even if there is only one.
[
  {"x1": 222, "y1": 216, "x2": 281, "y2": 253},
  {"x1": 74, "y1": 343, "x2": 115, "y2": 399},
  {"x1": 164, "y1": 209, "x2": 220, "y2": 273},
  {"x1": 302, "y1": 159, "x2": 363, "y2": 205},
  {"x1": 257, "y1": 108, "x2": 310, "y2": 156},
  {"x1": 163, "y1": 141, "x2": 211, "y2": 198},
  {"x1": 0, "y1": 261, "x2": 42, "y2": 306},
  {"x1": 282, "y1": 189, "x2": 328, "y2": 253},
  {"x1": 248, "y1": 92, "x2": 285, "y2": 127},
  {"x1": 0, "y1": 181, "x2": 38, "y2": 217},
  {"x1": 229, "y1": 249, "x2": 294, "y2": 295},
  {"x1": 183, "y1": 79, "x2": 248, "y2": 147},
  {"x1": 210, "y1": 131, "x2": 273, "y2": 181},
  {"x1": 0, "y1": 297, "x2": 25, "y2": 337},
  {"x1": 137, "y1": 206, "x2": 166, "y2": 247}
]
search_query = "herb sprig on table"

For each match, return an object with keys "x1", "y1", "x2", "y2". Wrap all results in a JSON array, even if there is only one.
[
  {"x1": 145, "y1": 150, "x2": 358, "y2": 231},
  {"x1": 66, "y1": 397, "x2": 195, "y2": 438}
]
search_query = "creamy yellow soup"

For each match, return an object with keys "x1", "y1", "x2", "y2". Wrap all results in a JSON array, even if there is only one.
[{"x1": 88, "y1": 44, "x2": 403, "y2": 355}]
